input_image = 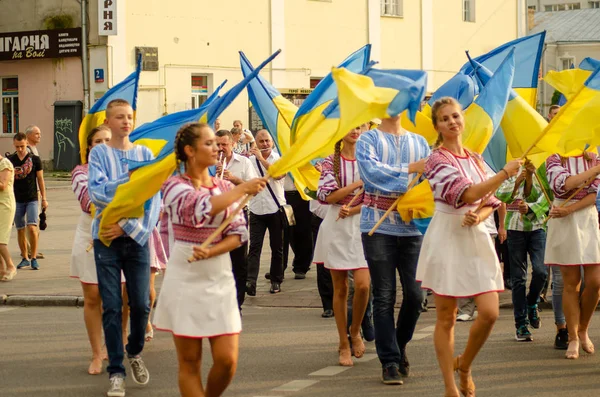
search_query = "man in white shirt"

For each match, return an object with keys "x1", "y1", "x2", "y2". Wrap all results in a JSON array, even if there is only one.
[
  {"x1": 215, "y1": 129, "x2": 258, "y2": 309},
  {"x1": 247, "y1": 130, "x2": 286, "y2": 294}
]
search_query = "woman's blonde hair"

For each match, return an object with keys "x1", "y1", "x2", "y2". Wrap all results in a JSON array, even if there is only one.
[{"x1": 431, "y1": 97, "x2": 462, "y2": 149}]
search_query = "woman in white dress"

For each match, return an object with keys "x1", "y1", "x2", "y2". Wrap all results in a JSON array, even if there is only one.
[
  {"x1": 545, "y1": 151, "x2": 600, "y2": 359},
  {"x1": 416, "y1": 97, "x2": 521, "y2": 397},
  {"x1": 70, "y1": 125, "x2": 111, "y2": 375},
  {"x1": 153, "y1": 123, "x2": 266, "y2": 397},
  {"x1": 314, "y1": 127, "x2": 369, "y2": 367}
]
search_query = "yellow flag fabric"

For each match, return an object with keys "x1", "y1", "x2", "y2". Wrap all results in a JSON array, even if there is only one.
[
  {"x1": 396, "y1": 180, "x2": 435, "y2": 223},
  {"x1": 544, "y1": 69, "x2": 592, "y2": 102}
]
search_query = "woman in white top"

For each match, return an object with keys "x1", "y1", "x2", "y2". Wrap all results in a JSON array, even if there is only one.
[
  {"x1": 314, "y1": 127, "x2": 369, "y2": 367},
  {"x1": 417, "y1": 97, "x2": 521, "y2": 397},
  {"x1": 153, "y1": 123, "x2": 266, "y2": 397}
]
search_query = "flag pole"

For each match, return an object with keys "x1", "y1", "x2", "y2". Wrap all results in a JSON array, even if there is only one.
[
  {"x1": 368, "y1": 174, "x2": 422, "y2": 236},
  {"x1": 336, "y1": 187, "x2": 365, "y2": 221},
  {"x1": 542, "y1": 178, "x2": 593, "y2": 226}
]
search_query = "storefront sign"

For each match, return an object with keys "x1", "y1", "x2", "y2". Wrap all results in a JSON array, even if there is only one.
[
  {"x1": 99, "y1": 0, "x2": 118, "y2": 36},
  {"x1": 0, "y1": 28, "x2": 82, "y2": 61}
]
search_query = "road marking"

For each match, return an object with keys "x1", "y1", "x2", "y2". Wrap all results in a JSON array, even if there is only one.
[
  {"x1": 412, "y1": 333, "x2": 431, "y2": 341},
  {"x1": 419, "y1": 325, "x2": 436, "y2": 333},
  {"x1": 0, "y1": 307, "x2": 16, "y2": 314},
  {"x1": 272, "y1": 380, "x2": 319, "y2": 392},
  {"x1": 309, "y1": 366, "x2": 352, "y2": 376},
  {"x1": 360, "y1": 353, "x2": 378, "y2": 362}
]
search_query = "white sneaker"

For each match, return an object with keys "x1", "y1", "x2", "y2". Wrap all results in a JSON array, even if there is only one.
[
  {"x1": 456, "y1": 313, "x2": 473, "y2": 322},
  {"x1": 128, "y1": 355, "x2": 150, "y2": 385},
  {"x1": 107, "y1": 374, "x2": 125, "y2": 397}
]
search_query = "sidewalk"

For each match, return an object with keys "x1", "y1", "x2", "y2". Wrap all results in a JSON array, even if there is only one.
[{"x1": 2, "y1": 180, "x2": 522, "y2": 310}]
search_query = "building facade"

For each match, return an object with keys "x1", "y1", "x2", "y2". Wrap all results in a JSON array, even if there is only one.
[
  {"x1": 1, "y1": 0, "x2": 526, "y2": 168},
  {"x1": 527, "y1": 0, "x2": 600, "y2": 12}
]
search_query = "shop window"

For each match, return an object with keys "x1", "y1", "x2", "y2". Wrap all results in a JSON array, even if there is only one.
[
  {"x1": 2, "y1": 77, "x2": 19, "y2": 135},
  {"x1": 191, "y1": 75, "x2": 209, "y2": 109}
]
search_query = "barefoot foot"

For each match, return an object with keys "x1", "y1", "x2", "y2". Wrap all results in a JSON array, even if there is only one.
[
  {"x1": 566, "y1": 340, "x2": 580, "y2": 359},
  {"x1": 338, "y1": 348, "x2": 353, "y2": 367},
  {"x1": 88, "y1": 357, "x2": 103, "y2": 375},
  {"x1": 350, "y1": 335, "x2": 365, "y2": 358},
  {"x1": 578, "y1": 332, "x2": 594, "y2": 354}
]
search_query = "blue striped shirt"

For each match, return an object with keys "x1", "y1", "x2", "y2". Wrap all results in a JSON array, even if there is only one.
[
  {"x1": 356, "y1": 129, "x2": 431, "y2": 236},
  {"x1": 88, "y1": 144, "x2": 161, "y2": 246}
]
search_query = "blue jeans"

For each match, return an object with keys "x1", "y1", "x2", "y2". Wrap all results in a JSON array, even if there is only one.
[
  {"x1": 551, "y1": 265, "x2": 565, "y2": 326},
  {"x1": 508, "y1": 229, "x2": 548, "y2": 327},
  {"x1": 94, "y1": 237, "x2": 151, "y2": 377},
  {"x1": 361, "y1": 233, "x2": 423, "y2": 368}
]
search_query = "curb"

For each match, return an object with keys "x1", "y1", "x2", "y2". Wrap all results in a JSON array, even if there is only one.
[{"x1": 2, "y1": 295, "x2": 84, "y2": 307}]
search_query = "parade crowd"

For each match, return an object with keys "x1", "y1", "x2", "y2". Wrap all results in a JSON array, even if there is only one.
[{"x1": 1, "y1": 97, "x2": 599, "y2": 397}]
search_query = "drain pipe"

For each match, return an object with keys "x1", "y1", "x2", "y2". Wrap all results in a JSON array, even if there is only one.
[{"x1": 81, "y1": 0, "x2": 90, "y2": 115}]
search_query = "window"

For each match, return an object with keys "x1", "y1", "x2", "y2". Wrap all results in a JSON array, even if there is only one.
[
  {"x1": 2, "y1": 77, "x2": 18, "y2": 135},
  {"x1": 591, "y1": 1, "x2": 600, "y2": 9},
  {"x1": 463, "y1": 0, "x2": 476, "y2": 22},
  {"x1": 561, "y1": 57, "x2": 575, "y2": 70},
  {"x1": 528, "y1": 5, "x2": 536, "y2": 11},
  {"x1": 191, "y1": 75, "x2": 209, "y2": 109},
  {"x1": 545, "y1": 3, "x2": 581, "y2": 11},
  {"x1": 380, "y1": 0, "x2": 403, "y2": 17}
]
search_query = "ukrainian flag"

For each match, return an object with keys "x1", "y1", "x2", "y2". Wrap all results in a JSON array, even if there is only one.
[
  {"x1": 581, "y1": 57, "x2": 600, "y2": 71},
  {"x1": 460, "y1": 32, "x2": 546, "y2": 108},
  {"x1": 544, "y1": 67, "x2": 592, "y2": 103},
  {"x1": 98, "y1": 51, "x2": 281, "y2": 244},
  {"x1": 290, "y1": 45, "x2": 371, "y2": 143},
  {"x1": 78, "y1": 55, "x2": 142, "y2": 163},
  {"x1": 239, "y1": 51, "x2": 319, "y2": 200}
]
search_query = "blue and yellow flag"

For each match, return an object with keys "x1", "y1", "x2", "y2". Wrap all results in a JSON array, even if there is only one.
[
  {"x1": 239, "y1": 51, "x2": 319, "y2": 200},
  {"x1": 290, "y1": 45, "x2": 372, "y2": 143},
  {"x1": 544, "y1": 67, "x2": 592, "y2": 103},
  {"x1": 268, "y1": 67, "x2": 427, "y2": 179},
  {"x1": 581, "y1": 57, "x2": 600, "y2": 71},
  {"x1": 461, "y1": 48, "x2": 515, "y2": 154},
  {"x1": 98, "y1": 51, "x2": 281, "y2": 243},
  {"x1": 78, "y1": 55, "x2": 142, "y2": 163},
  {"x1": 460, "y1": 32, "x2": 545, "y2": 107}
]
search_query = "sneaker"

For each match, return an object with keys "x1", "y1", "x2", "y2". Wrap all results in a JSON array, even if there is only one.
[
  {"x1": 16, "y1": 259, "x2": 30, "y2": 269},
  {"x1": 107, "y1": 374, "x2": 125, "y2": 397},
  {"x1": 528, "y1": 304, "x2": 541, "y2": 329},
  {"x1": 398, "y1": 348, "x2": 410, "y2": 377},
  {"x1": 515, "y1": 325, "x2": 533, "y2": 342},
  {"x1": 321, "y1": 309, "x2": 334, "y2": 318},
  {"x1": 456, "y1": 313, "x2": 473, "y2": 322},
  {"x1": 381, "y1": 365, "x2": 404, "y2": 385},
  {"x1": 294, "y1": 272, "x2": 306, "y2": 280},
  {"x1": 270, "y1": 282, "x2": 281, "y2": 294},
  {"x1": 30, "y1": 258, "x2": 39, "y2": 270},
  {"x1": 128, "y1": 355, "x2": 150, "y2": 385},
  {"x1": 554, "y1": 328, "x2": 569, "y2": 350}
]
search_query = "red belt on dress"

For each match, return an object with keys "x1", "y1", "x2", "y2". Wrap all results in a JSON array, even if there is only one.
[{"x1": 363, "y1": 194, "x2": 398, "y2": 211}]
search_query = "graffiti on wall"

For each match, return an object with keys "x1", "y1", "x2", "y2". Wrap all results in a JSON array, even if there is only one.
[{"x1": 54, "y1": 118, "x2": 75, "y2": 166}]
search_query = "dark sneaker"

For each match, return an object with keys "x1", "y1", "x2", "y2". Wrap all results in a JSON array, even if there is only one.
[
  {"x1": 398, "y1": 347, "x2": 410, "y2": 377},
  {"x1": 294, "y1": 272, "x2": 306, "y2": 280},
  {"x1": 107, "y1": 374, "x2": 125, "y2": 397},
  {"x1": 515, "y1": 325, "x2": 533, "y2": 342},
  {"x1": 554, "y1": 328, "x2": 569, "y2": 350},
  {"x1": 30, "y1": 258, "x2": 39, "y2": 270},
  {"x1": 246, "y1": 282, "x2": 256, "y2": 297},
  {"x1": 381, "y1": 366, "x2": 404, "y2": 385},
  {"x1": 264, "y1": 273, "x2": 271, "y2": 280},
  {"x1": 128, "y1": 355, "x2": 149, "y2": 385},
  {"x1": 321, "y1": 309, "x2": 334, "y2": 318},
  {"x1": 528, "y1": 304, "x2": 541, "y2": 329},
  {"x1": 270, "y1": 282, "x2": 281, "y2": 294},
  {"x1": 16, "y1": 259, "x2": 30, "y2": 269}
]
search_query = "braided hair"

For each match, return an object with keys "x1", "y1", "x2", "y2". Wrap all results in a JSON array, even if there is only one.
[
  {"x1": 333, "y1": 139, "x2": 342, "y2": 186},
  {"x1": 431, "y1": 97, "x2": 462, "y2": 150},
  {"x1": 174, "y1": 122, "x2": 210, "y2": 173}
]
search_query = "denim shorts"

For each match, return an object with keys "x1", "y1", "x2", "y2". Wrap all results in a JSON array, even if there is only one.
[{"x1": 14, "y1": 201, "x2": 38, "y2": 229}]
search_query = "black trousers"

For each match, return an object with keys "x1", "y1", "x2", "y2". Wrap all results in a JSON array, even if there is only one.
[
  {"x1": 283, "y1": 191, "x2": 314, "y2": 274},
  {"x1": 311, "y1": 214, "x2": 333, "y2": 311},
  {"x1": 230, "y1": 208, "x2": 249, "y2": 309},
  {"x1": 247, "y1": 211, "x2": 285, "y2": 284}
]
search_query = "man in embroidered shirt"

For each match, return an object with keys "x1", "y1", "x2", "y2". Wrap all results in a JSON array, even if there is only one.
[
  {"x1": 216, "y1": 129, "x2": 258, "y2": 309},
  {"x1": 88, "y1": 99, "x2": 160, "y2": 396},
  {"x1": 356, "y1": 116, "x2": 429, "y2": 385},
  {"x1": 496, "y1": 161, "x2": 550, "y2": 344},
  {"x1": 247, "y1": 130, "x2": 286, "y2": 295}
]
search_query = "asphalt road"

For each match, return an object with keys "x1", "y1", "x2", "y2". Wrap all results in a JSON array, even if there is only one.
[{"x1": 1, "y1": 306, "x2": 600, "y2": 397}]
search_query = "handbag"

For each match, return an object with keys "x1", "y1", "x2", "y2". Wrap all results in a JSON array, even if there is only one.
[{"x1": 255, "y1": 158, "x2": 296, "y2": 226}]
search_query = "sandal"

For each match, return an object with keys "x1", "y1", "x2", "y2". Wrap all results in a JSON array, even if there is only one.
[
  {"x1": 454, "y1": 355, "x2": 475, "y2": 397},
  {"x1": 578, "y1": 332, "x2": 595, "y2": 354},
  {"x1": 338, "y1": 348, "x2": 353, "y2": 367},
  {"x1": 1, "y1": 269, "x2": 16, "y2": 281},
  {"x1": 350, "y1": 335, "x2": 365, "y2": 358},
  {"x1": 566, "y1": 340, "x2": 580, "y2": 359},
  {"x1": 145, "y1": 326, "x2": 154, "y2": 342}
]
